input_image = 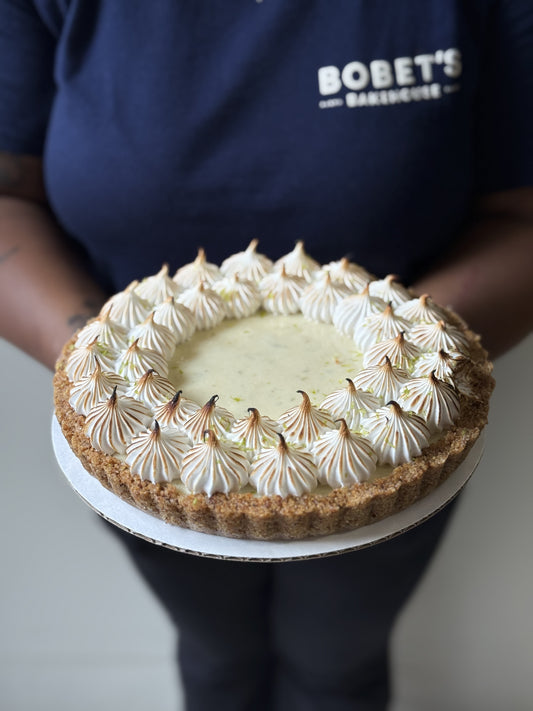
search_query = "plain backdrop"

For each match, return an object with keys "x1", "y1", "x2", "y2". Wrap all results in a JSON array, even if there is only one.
[{"x1": 1, "y1": 333, "x2": 532, "y2": 711}]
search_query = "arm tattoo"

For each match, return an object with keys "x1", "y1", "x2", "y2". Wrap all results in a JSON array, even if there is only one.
[
  {"x1": 0, "y1": 246, "x2": 20, "y2": 264},
  {"x1": 67, "y1": 298, "x2": 103, "y2": 331}
]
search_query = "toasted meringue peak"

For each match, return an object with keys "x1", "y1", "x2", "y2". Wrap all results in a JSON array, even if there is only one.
[
  {"x1": 409, "y1": 319, "x2": 470, "y2": 355},
  {"x1": 129, "y1": 312, "x2": 177, "y2": 358},
  {"x1": 321, "y1": 257, "x2": 373, "y2": 292},
  {"x1": 152, "y1": 297, "x2": 196, "y2": 343},
  {"x1": 126, "y1": 369, "x2": 176, "y2": 408},
  {"x1": 66, "y1": 337, "x2": 117, "y2": 382},
  {"x1": 311, "y1": 419, "x2": 378, "y2": 486},
  {"x1": 319, "y1": 378, "x2": 381, "y2": 430},
  {"x1": 220, "y1": 239, "x2": 273, "y2": 281},
  {"x1": 125, "y1": 421, "x2": 190, "y2": 483},
  {"x1": 116, "y1": 339, "x2": 169, "y2": 381},
  {"x1": 278, "y1": 390, "x2": 335, "y2": 447},
  {"x1": 363, "y1": 331, "x2": 421, "y2": 369},
  {"x1": 361, "y1": 400, "x2": 430, "y2": 466},
  {"x1": 368, "y1": 274, "x2": 411, "y2": 307},
  {"x1": 177, "y1": 281, "x2": 226, "y2": 330},
  {"x1": 353, "y1": 303, "x2": 411, "y2": 351},
  {"x1": 182, "y1": 394, "x2": 235, "y2": 443},
  {"x1": 274, "y1": 240, "x2": 320, "y2": 282},
  {"x1": 180, "y1": 430, "x2": 249, "y2": 495},
  {"x1": 212, "y1": 273, "x2": 262, "y2": 319},
  {"x1": 249, "y1": 433, "x2": 318, "y2": 497},
  {"x1": 398, "y1": 372, "x2": 460, "y2": 432},
  {"x1": 395, "y1": 293, "x2": 449, "y2": 324},
  {"x1": 259, "y1": 265, "x2": 307, "y2": 315},
  {"x1": 135, "y1": 264, "x2": 182, "y2": 304},
  {"x1": 75, "y1": 308, "x2": 129, "y2": 352},
  {"x1": 351, "y1": 356, "x2": 411, "y2": 403},
  {"x1": 412, "y1": 348, "x2": 463, "y2": 383},
  {"x1": 299, "y1": 272, "x2": 351, "y2": 323},
  {"x1": 332, "y1": 284, "x2": 387, "y2": 336},
  {"x1": 173, "y1": 247, "x2": 221, "y2": 288},
  {"x1": 69, "y1": 360, "x2": 128, "y2": 415},
  {"x1": 153, "y1": 391, "x2": 200, "y2": 430},
  {"x1": 102, "y1": 280, "x2": 151, "y2": 329},
  {"x1": 84, "y1": 387, "x2": 153, "y2": 455},
  {"x1": 229, "y1": 408, "x2": 281, "y2": 459}
]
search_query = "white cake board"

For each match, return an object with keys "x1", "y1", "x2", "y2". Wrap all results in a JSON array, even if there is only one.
[{"x1": 52, "y1": 416, "x2": 485, "y2": 562}]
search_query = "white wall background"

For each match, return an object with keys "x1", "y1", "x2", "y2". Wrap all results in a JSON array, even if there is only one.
[{"x1": 1, "y1": 334, "x2": 532, "y2": 711}]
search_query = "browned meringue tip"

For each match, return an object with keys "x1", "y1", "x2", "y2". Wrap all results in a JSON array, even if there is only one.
[
  {"x1": 143, "y1": 311, "x2": 156, "y2": 324},
  {"x1": 429, "y1": 370, "x2": 441, "y2": 384},
  {"x1": 139, "y1": 368, "x2": 156, "y2": 380},
  {"x1": 203, "y1": 429, "x2": 218, "y2": 445},
  {"x1": 157, "y1": 392, "x2": 186, "y2": 422},
  {"x1": 296, "y1": 390, "x2": 312, "y2": 410},
  {"x1": 335, "y1": 418, "x2": 351, "y2": 436},
  {"x1": 203, "y1": 394, "x2": 219, "y2": 408},
  {"x1": 276, "y1": 432, "x2": 289, "y2": 451},
  {"x1": 385, "y1": 274, "x2": 400, "y2": 284},
  {"x1": 385, "y1": 400, "x2": 403, "y2": 414},
  {"x1": 345, "y1": 377, "x2": 357, "y2": 392}
]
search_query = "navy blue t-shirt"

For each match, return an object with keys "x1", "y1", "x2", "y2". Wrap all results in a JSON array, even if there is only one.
[{"x1": 1, "y1": 0, "x2": 532, "y2": 290}]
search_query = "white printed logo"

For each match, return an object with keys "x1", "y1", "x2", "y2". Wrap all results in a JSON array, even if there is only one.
[{"x1": 317, "y1": 49, "x2": 462, "y2": 109}]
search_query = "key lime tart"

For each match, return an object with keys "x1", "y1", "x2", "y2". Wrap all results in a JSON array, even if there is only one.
[{"x1": 54, "y1": 241, "x2": 494, "y2": 540}]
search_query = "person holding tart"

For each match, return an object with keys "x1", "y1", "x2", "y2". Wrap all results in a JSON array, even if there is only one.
[{"x1": 1, "y1": 2, "x2": 532, "y2": 710}]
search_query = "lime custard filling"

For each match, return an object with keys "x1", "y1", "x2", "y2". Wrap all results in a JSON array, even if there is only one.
[{"x1": 167, "y1": 312, "x2": 363, "y2": 419}]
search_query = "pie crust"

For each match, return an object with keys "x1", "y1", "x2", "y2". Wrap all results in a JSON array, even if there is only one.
[{"x1": 53, "y1": 255, "x2": 494, "y2": 541}]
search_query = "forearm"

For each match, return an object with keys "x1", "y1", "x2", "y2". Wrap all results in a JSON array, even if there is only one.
[
  {"x1": 412, "y1": 190, "x2": 533, "y2": 359},
  {"x1": 0, "y1": 196, "x2": 107, "y2": 370}
]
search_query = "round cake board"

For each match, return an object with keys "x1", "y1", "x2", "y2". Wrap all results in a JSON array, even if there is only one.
[{"x1": 52, "y1": 416, "x2": 485, "y2": 562}]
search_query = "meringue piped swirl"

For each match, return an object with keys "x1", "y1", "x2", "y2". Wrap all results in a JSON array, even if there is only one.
[
  {"x1": 398, "y1": 372, "x2": 460, "y2": 432},
  {"x1": 361, "y1": 401, "x2": 431, "y2": 466},
  {"x1": 69, "y1": 360, "x2": 127, "y2": 415},
  {"x1": 180, "y1": 430, "x2": 249, "y2": 495},
  {"x1": 126, "y1": 421, "x2": 190, "y2": 483},
  {"x1": 249, "y1": 434, "x2": 319, "y2": 497},
  {"x1": 319, "y1": 378, "x2": 380, "y2": 431},
  {"x1": 229, "y1": 408, "x2": 282, "y2": 459},
  {"x1": 220, "y1": 239, "x2": 273, "y2": 282},
  {"x1": 278, "y1": 390, "x2": 335, "y2": 447},
  {"x1": 312, "y1": 419, "x2": 378, "y2": 486},
  {"x1": 84, "y1": 388, "x2": 153, "y2": 455},
  {"x1": 177, "y1": 281, "x2": 226, "y2": 330},
  {"x1": 274, "y1": 240, "x2": 320, "y2": 282}
]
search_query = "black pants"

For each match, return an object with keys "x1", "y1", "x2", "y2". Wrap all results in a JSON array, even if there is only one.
[{"x1": 110, "y1": 501, "x2": 456, "y2": 711}]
